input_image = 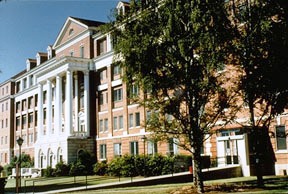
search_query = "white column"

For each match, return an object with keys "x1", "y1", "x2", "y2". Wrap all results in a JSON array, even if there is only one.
[
  {"x1": 55, "y1": 75, "x2": 62, "y2": 135},
  {"x1": 65, "y1": 70, "x2": 73, "y2": 136},
  {"x1": 74, "y1": 73, "x2": 79, "y2": 133},
  {"x1": 37, "y1": 83, "x2": 43, "y2": 139},
  {"x1": 84, "y1": 71, "x2": 90, "y2": 136},
  {"x1": 47, "y1": 79, "x2": 52, "y2": 136}
]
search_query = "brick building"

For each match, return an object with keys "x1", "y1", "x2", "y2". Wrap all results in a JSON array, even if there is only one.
[{"x1": 0, "y1": 1, "x2": 287, "y2": 177}]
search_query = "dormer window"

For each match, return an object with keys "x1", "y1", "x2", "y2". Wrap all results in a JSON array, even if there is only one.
[
  {"x1": 69, "y1": 28, "x2": 74, "y2": 36},
  {"x1": 47, "y1": 45, "x2": 55, "y2": 60}
]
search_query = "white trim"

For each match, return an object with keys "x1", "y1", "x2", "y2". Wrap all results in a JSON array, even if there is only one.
[
  {"x1": 55, "y1": 31, "x2": 90, "y2": 53},
  {"x1": 111, "y1": 79, "x2": 122, "y2": 87}
]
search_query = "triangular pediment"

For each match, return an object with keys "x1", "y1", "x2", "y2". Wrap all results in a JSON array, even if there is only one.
[{"x1": 53, "y1": 17, "x2": 89, "y2": 49}]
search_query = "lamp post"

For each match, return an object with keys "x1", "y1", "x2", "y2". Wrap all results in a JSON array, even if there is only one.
[
  {"x1": 141, "y1": 135, "x2": 147, "y2": 177},
  {"x1": 16, "y1": 137, "x2": 24, "y2": 193}
]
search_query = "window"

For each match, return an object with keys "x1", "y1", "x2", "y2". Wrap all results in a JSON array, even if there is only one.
[
  {"x1": 5, "y1": 102, "x2": 8, "y2": 111},
  {"x1": 43, "y1": 108, "x2": 47, "y2": 124},
  {"x1": 129, "y1": 113, "x2": 133, "y2": 128},
  {"x1": 28, "y1": 113, "x2": 33, "y2": 128},
  {"x1": 119, "y1": 115, "x2": 123, "y2": 129},
  {"x1": 113, "y1": 64, "x2": 121, "y2": 75},
  {"x1": 100, "y1": 69, "x2": 107, "y2": 81},
  {"x1": 80, "y1": 46, "x2": 84, "y2": 58},
  {"x1": 114, "y1": 143, "x2": 122, "y2": 157},
  {"x1": 23, "y1": 78, "x2": 27, "y2": 89},
  {"x1": 35, "y1": 111, "x2": 38, "y2": 127},
  {"x1": 130, "y1": 141, "x2": 139, "y2": 155},
  {"x1": 276, "y1": 126, "x2": 287, "y2": 150},
  {"x1": 29, "y1": 133, "x2": 33, "y2": 143},
  {"x1": 22, "y1": 99, "x2": 27, "y2": 111},
  {"x1": 22, "y1": 115, "x2": 27, "y2": 128},
  {"x1": 97, "y1": 38, "x2": 107, "y2": 55},
  {"x1": 135, "y1": 112, "x2": 140, "y2": 127},
  {"x1": 16, "y1": 117, "x2": 20, "y2": 130},
  {"x1": 43, "y1": 91, "x2": 47, "y2": 104},
  {"x1": 104, "y1": 118, "x2": 108, "y2": 132},
  {"x1": 29, "y1": 75, "x2": 34, "y2": 86},
  {"x1": 113, "y1": 88, "x2": 123, "y2": 102},
  {"x1": 99, "y1": 93, "x2": 104, "y2": 105},
  {"x1": 168, "y1": 138, "x2": 178, "y2": 156},
  {"x1": 28, "y1": 97, "x2": 33, "y2": 109},
  {"x1": 113, "y1": 117, "x2": 118, "y2": 130},
  {"x1": 147, "y1": 140, "x2": 158, "y2": 155},
  {"x1": 129, "y1": 84, "x2": 139, "y2": 98},
  {"x1": 99, "y1": 120, "x2": 104, "y2": 132},
  {"x1": 16, "y1": 82, "x2": 20, "y2": 93},
  {"x1": 100, "y1": 144, "x2": 107, "y2": 160}
]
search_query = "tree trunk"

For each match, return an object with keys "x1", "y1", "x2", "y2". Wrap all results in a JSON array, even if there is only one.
[
  {"x1": 192, "y1": 143, "x2": 204, "y2": 193},
  {"x1": 192, "y1": 135, "x2": 204, "y2": 193}
]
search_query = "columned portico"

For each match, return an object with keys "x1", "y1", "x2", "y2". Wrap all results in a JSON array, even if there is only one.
[
  {"x1": 46, "y1": 79, "x2": 52, "y2": 136},
  {"x1": 65, "y1": 70, "x2": 73, "y2": 136},
  {"x1": 74, "y1": 73, "x2": 79, "y2": 133},
  {"x1": 84, "y1": 71, "x2": 90, "y2": 136},
  {"x1": 35, "y1": 58, "x2": 95, "y2": 168},
  {"x1": 55, "y1": 75, "x2": 62, "y2": 135},
  {"x1": 37, "y1": 83, "x2": 43, "y2": 138}
]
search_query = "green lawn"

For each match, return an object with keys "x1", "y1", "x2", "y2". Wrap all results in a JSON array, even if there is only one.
[
  {"x1": 4, "y1": 175, "x2": 288, "y2": 194},
  {"x1": 71, "y1": 176, "x2": 288, "y2": 194},
  {"x1": 5, "y1": 175, "x2": 134, "y2": 193}
]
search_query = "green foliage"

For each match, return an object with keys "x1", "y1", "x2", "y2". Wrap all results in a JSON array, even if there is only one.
[
  {"x1": 69, "y1": 162, "x2": 86, "y2": 176},
  {"x1": 77, "y1": 150, "x2": 96, "y2": 175},
  {"x1": 93, "y1": 161, "x2": 108, "y2": 176},
  {"x1": 0, "y1": 166, "x2": 3, "y2": 173},
  {"x1": 43, "y1": 166, "x2": 55, "y2": 177},
  {"x1": 106, "y1": 1, "x2": 234, "y2": 191},
  {"x1": 54, "y1": 161, "x2": 70, "y2": 177},
  {"x1": 232, "y1": 0, "x2": 288, "y2": 121},
  {"x1": 106, "y1": 154, "x2": 183, "y2": 177},
  {"x1": 107, "y1": 157, "x2": 123, "y2": 177},
  {"x1": 4, "y1": 153, "x2": 34, "y2": 175}
]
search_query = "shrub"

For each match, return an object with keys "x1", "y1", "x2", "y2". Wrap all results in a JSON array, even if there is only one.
[
  {"x1": 107, "y1": 157, "x2": 123, "y2": 177},
  {"x1": 43, "y1": 166, "x2": 55, "y2": 177},
  {"x1": 77, "y1": 150, "x2": 96, "y2": 175},
  {"x1": 54, "y1": 161, "x2": 70, "y2": 176},
  {"x1": 93, "y1": 161, "x2": 108, "y2": 176},
  {"x1": 69, "y1": 162, "x2": 86, "y2": 176},
  {"x1": 0, "y1": 166, "x2": 3, "y2": 173},
  {"x1": 120, "y1": 155, "x2": 138, "y2": 177}
]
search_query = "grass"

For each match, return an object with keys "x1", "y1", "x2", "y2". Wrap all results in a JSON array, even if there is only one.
[
  {"x1": 5, "y1": 175, "x2": 134, "y2": 193},
  {"x1": 4, "y1": 175, "x2": 288, "y2": 194}
]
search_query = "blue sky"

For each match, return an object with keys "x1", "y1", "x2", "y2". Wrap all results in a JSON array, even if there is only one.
[{"x1": 0, "y1": 0, "x2": 120, "y2": 83}]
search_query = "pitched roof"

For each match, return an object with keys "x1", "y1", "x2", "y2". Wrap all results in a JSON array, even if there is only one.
[{"x1": 69, "y1": 16, "x2": 105, "y2": 27}]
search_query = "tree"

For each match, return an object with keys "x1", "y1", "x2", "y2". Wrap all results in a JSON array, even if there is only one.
[
  {"x1": 230, "y1": 0, "x2": 288, "y2": 187},
  {"x1": 107, "y1": 0, "x2": 235, "y2": 193}
]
